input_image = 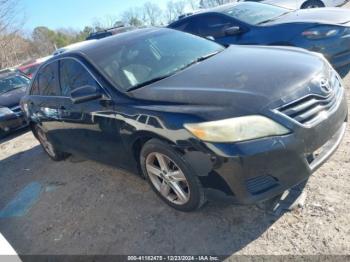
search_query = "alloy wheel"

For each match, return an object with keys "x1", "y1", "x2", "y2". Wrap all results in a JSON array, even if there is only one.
[{"x1": 146, "y1": 152, "x2": 190, "y2": 205}]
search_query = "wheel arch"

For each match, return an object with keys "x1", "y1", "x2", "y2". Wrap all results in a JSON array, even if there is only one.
[
  {"x1": 131, "y1": 131, "x2": 177, "y2": 177},
  {"x1": 301, "y1": 0, "x2": 325, "y2": 9},
  {"x1": 132, "y1": 132, "x2": 236, "y2": 197}
]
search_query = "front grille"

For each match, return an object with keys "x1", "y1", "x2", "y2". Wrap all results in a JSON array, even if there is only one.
[
  {"x1": 277, "y1": 73, "x2": 342, "y2": 127},
  {"x1": 10, "y1": 105, "x2": 23, "y2": 117},
  {"x1": 246, "y1": 175, "x2": 279, "y2": 195}
]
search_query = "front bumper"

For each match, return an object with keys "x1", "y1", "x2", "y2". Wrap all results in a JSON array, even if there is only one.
[
  {"x1": 188, "y1": 90, "x2": 348, "y2": 205},
  {"x1": 0, "y1": 109, "x2": 28, "y2": 135}
]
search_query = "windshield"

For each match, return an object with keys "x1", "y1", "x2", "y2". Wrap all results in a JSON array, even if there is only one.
[
  {"x1": 93, "y1": 30, "x2": 225, "y2": 91},
  {"x1": 0, "y1": 75, "x2": 30, "y2": 95},
  {"x1": 222, "y1": 2, "x2": 289, "y2": 25}
]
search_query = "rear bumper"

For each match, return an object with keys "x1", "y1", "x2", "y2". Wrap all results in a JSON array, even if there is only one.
[{"x1": 187, "y1": 91, "x2": 348, "y2": 205}]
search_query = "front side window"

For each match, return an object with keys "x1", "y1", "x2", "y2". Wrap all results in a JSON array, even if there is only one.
[
  {"x1": 59, "y1": 59, "x2": 99, "y2": 97},
  {"x1": 197, "y1": 14, "x2": 233, "y2": 37},
  {"x1": 37, "y1": 62, "x2": 60, "y2": 96},
  {"x1": 91, "y1": 30, "x2": 225, "y2": 92},
  {"x1": 172, "y1": 18, "x2": 200, "y2": 35},
  {"x1": 222, "y1": 2, "x2": 289, "y2": 25}
]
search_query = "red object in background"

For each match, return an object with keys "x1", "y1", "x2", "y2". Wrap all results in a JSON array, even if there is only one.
[
  {"x1": 17, "y1": 56, "x2": 52, "y2": 79},
  {"x1": 18, "y1": 62, "x2": 41, "y2": 79}
]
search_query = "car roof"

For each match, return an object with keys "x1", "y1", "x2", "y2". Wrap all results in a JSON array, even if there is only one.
[
  {"x1": 53, "y1": 40, "x2": 97, "y2": 56},
  {"x1": 55, "y1": 27, "x2": 167, "y2": 58}
]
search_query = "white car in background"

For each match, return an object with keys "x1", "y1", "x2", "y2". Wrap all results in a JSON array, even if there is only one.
[{"x1": 241, "y1": 0, "x2": 348, "y2": 9}]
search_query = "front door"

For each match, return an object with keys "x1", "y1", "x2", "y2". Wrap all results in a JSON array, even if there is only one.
[{"x1": 57, "y1": 58, "x2": 129, "y2": 167}]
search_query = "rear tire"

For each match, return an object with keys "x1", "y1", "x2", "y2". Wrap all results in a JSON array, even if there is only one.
[
  {"x1": 33, "y1": 125, "x2": 69, "y2": 161},
  {"x1": 301, "y1": 0, "x2": 325, "y2": 8},
  {"x1": 140, "y1": 139, "x2": 206, "y2": 212}
]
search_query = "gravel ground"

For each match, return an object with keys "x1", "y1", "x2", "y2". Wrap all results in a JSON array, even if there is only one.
[{"x1": 1, "y1": 5, "x2": 350, "y2": 258}]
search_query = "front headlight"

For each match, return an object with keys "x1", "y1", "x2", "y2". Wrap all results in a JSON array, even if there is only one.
[
  {"x1": 184, "y1": 115, "x2": 290, "y2": 143},
  {"x1": 0, "y1": 107, "x2": 14, "y2": 117},
  {"x1": 302, "y1": 26, "x2": 341, "y2": 40}
]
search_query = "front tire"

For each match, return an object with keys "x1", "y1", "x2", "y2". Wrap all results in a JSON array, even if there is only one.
[
  {"x1": 33, "y1": 125, "x2": 69, "y2": 161},
  {"x1": 140, "y1": 139, "x2": 206, "y2": 212},
  {"x1": 301, "y1": 0, "x2": 325, "y2": 8}
]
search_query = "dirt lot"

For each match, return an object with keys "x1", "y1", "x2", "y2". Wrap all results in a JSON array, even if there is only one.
[{"x1": 1, "y1": 7, "x2": 350, "y2": 259}]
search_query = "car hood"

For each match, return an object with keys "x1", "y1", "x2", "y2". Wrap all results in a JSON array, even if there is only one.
[
  {"x1": 265, "y1": 8, "x2": 350, "y2": 25},
  {"x1": 130, "y1": 45, "x2": 330, "y2": 119},
  {"x1": 0, "y1": 87, "x2": 26, "y2": 108}
]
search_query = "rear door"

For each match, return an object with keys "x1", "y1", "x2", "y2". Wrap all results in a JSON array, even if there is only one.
[{"x1": 29, "y1": 61, "x2": 68, "y2": 148}]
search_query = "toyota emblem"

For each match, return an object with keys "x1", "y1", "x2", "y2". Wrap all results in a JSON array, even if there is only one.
[{"x1": 320, "y1": 79, "x2": 332, "y2": 94}]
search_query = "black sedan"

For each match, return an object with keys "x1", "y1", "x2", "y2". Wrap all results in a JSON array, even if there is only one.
[
  {"x1": 0, "y1": 71, "x2": 30, "y2": 137},
  {"x1": 21, "y1": 28, "x2": 347, "y2": 211},
  {"x1": 168, "y1": 2, "x2": 350, "y2": 68}
]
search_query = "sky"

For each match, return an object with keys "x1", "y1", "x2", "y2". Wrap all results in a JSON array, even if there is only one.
[{"x1": 21, "y1": 0, "x2": 167, "y2": 32}]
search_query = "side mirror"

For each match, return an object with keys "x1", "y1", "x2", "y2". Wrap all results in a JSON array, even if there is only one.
[
  {"x1": 225, "y1": 26, "x2": 242, "y2": 36},
  {"x1": 70, "y1": 85, "x2": 102, "y2": 104}
]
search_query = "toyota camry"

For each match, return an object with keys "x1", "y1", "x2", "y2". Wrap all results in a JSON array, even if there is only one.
[{"x1": 21, "y1": 28, "x2": 348, "y2": 211}]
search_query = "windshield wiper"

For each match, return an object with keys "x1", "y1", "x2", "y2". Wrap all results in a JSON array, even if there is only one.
[
  {"x1": 127, "y1": 51, "x2": 222, "y2": 92},
  {"x1": 170, "y1": 50, "x2": 222, "y2": 74},
  {"x1": 257, "y1": 12, "x2": 290, "y2": 25},
  {"x1": 127, "y1": 74, "x2": 174, "y2": 92},
  {"x1": 194, "y1": 51, "x2": 222, "y2": 63}
]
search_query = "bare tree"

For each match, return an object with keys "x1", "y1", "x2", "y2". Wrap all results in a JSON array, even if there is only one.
[
  {"x1": 142, "y1": 2, "x2": 163, "y2": 26},
  {"x1": 0, "y1": 0, "x2": 28, "y2": 69},
  {"x1": 188, "y1": 0, "x2": 200, "y2": 10},
  {"x1": 166, "y1": 0, "x2": 187, "y2": 23},
  {"x1": 121, "y1": 7, "x2": 144, "y2": 27},
  {"x1": 200, "y1": 0, "x2": 236, "y2": 8},
  {"x1": 0, "y1": 0, "x2": 23, "y2": 34},
  {"x1": 92, "y1": 14, "x2": 123, "y2": 31},
  {"x1": 0, "y1": 33, "x2": 34, "y2": 69}
]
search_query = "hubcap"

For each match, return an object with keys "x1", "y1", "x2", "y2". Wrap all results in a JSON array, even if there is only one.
[
  {"x1": 146, "y1": 152, "x2": 190, "y2": 205},
  {"x1": 36, "y1": 128, "x2": 56, "y2": 157}
]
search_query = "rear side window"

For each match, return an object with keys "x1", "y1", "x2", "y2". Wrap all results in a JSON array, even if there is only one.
[
  {"x1": 137, "y1": 115, "x2": 148, "y2": 124},
  {"x1": 148, "y1": 117, "x2": 162, "y2": 128},
  {"x1": 59, "y1": 59, "x2": 99, "y2": 97},
  {"x1": 36, "y1": 62, "x2": 60, "y2": 96}
]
